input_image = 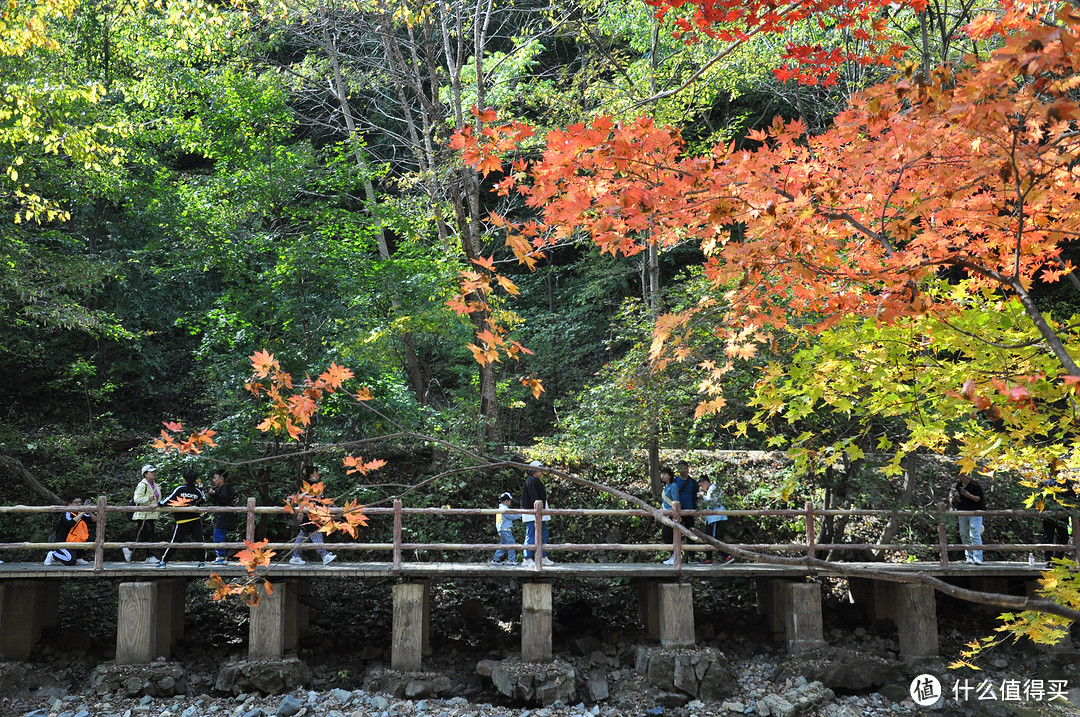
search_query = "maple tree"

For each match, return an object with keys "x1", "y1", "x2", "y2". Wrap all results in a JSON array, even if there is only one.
[{"x1": 445, "y1": 0, "x2": 1080, "y2": 647}]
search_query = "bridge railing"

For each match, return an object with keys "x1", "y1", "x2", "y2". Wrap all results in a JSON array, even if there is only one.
[{"x1": 0, "y1": 498, "x2": 1077, "y2": 570}]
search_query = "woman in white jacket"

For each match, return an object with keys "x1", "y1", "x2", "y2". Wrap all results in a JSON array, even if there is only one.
[{"x1": 128, "y1": 464, "x2": 161, "y2": 563}]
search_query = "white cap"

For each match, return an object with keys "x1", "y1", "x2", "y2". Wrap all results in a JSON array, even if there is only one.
[
  {"x1": 141, "y1": 464, "x2": 157, "y2": 475},
  {"x1": 528, "y1": 460, "x2": 542, "y2": 468}
]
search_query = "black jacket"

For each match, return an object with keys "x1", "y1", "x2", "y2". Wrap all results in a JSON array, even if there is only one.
[
  {"x1": 521, "y1": 475, "x2": 547, "y2": 512},
  {"x1": 209, "y1": 484, "x2": 236, "y2": 530},
  {"x1": 160, "y1": 484, "x2": 205, "y2": 523}
]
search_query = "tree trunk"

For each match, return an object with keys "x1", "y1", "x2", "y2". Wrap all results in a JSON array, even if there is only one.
[
  {"x1": 0, "y1": 452, "x2": 63, "y2": 504},
  {"x1": 875, "y1": 451, "x2": 918, "y2": 558}
]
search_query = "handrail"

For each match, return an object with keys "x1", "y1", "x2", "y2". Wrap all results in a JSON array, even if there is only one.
[{"x1": 0, "y1": 498, "x2": 1076, "y2": 570}]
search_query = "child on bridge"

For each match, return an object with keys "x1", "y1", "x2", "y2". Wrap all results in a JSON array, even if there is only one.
[{"x1": 491, "y1": 491, "x2": 520, "y2": 565}]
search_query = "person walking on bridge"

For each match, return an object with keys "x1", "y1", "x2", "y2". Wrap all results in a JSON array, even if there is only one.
[
  {"x1": 128, "y1": 464, "x2": 161, "y2": 564},
  {"x1": 157, "y1": 468, "x2": 207, "y2": 568},
  {"x1": 289, "y1": 465, "x2": 337, "y2": 566},
  {"x1": 521, "y1": 460, "x2": 552, "y2": 567},
  {"x1": 953, "y1": 472, "x2": 985, "y2": 565}
]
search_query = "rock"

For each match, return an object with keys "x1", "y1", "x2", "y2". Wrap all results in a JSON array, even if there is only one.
[
  {"x1": 654, "y1": 692, "x2": 689, "y2": 707},
  {"x1": 330, "y1": 689, "x2": 352, "y2": 705},
  {"x1": 757, "y1": 693, "x2": 795, "y2": 717},
  {"x1": 574, "y1": 636, "x2": 604, "y2": 657},
  {"x1": 241, "y1": 710, "x2": 265, "y2": 717},
  {"x1": 490, "y1": 658, "x2": 576, "y2": 706},
  {"x1": 215, "y1": 659, "x2": 313, "y2": 696},
  {"x1": 585, "y1": 670, "x2": 609, "y2": 702},
  {"x1": 89, "y1": 663, "x2": 189, "y2": 698},
  {"x1": 275, "y1": 694, "x2": 303, "y2": 716},
  {"x1": 777, "y1": 648, "x2": 902, "y2": 693},
  {"x1": 637, "y1": 647, "x2": 735, "y2": 700},
  {"x1": 404, "y1": 679, "x2": 433, "y2": 699},
  {"x1": 475, "y1": 660, "x2": 499, "y2": 677},
  {"x1": 0, "y1": 663, "x2": 36, "y2": 697}
]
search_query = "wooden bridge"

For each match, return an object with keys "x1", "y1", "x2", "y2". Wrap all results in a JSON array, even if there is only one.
[{"x1": 0, "y1": 499, "x2": 1074, "y2": 670}]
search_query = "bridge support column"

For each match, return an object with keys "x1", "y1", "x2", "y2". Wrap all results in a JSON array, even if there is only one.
[
  {"x1": 848, "y1": 578, "x2": 897, "y2": 624},
  {"x1": 522, "y1": 582, "x2": 552, "y2": 663},
  {"x1": 0, "y1": 580, "x2": 58, "y2": 661},
  {"x1": 658, "y1": 582, "x2": 695, "y2": 648},
  {"x1": 249, "y1": 581, "x2": 297, "y2": 659},
  {"x1": 156, "y1": 579, "x2": 186, "y2": 658},
  {"x1": 783, "y1": 582, "x2": 826, "y2": 654},
  {"x1": 392, "y1": 582, "x2": 430, "y2": 671},
  {"x1": 117, "y1": 581, "x2": 171, "y2": 664},
  {"x1": 756, "y1": 579, "x2": 787, "y2": 640},
  {"x1": 896, "y1": 584, "x2": 938, "y2": 661},
  {"x1": 637, "y1": 581, "x2": 661, "y2": 641}
]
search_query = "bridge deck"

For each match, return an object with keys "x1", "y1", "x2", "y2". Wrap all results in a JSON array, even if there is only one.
[{"x1": 0, "y1": 559, "x2": 1047, "y2": 580}]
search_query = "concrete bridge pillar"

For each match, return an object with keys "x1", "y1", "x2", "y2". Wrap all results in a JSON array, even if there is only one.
[
  {"x1": 637, "y1": 580, "x2": 661, "y2": 641},
  {"x1": 756, "y1": 579, "x2": 786, "y2": 640},
  {"x1": 392, "y1": 582, "x2": 431, "y2": 670},
  {"x1": 895, "y1": 583, "x2": 938, "y2": 661},
  {"x1": 783, "y1": 582, "x2": 826, "y2": 653},
  {"x1": 756, "y1": 580, "x2": 825, "y2": 653},
  {"x1": 522, "y1": 581, "x2": 553, "y2": 663},
  {"x1": 847, "y1": 577, "x2": 897, "y2": 624},
  {"x1": 658, "y1": 582, "x2": 695, "y2": 648},
  {"x1": 0, "y1": 580, "x2": 59, "y2": 661},
  {"x1": 249, "y1": 580, "x2": 301, "y2": 659},
  {"x1": 116, "y1": 580, "x2": 183, "y2": 664}
]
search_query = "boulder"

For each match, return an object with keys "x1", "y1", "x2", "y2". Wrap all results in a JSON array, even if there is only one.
[
  {"x1": 214, "y1": 658, "x2": 312, "y2": 696},
  {"x1": 0, "y1": 663, "x2": 35, "y2": 697},
  {"x1": 777, "y1": 648, "x2": 903, "y2": 693},
  {"x1": 490, "y1": 657, "x2": 576, "y2": 706},
  {"x1": 585, "y1": 669, "x2": 609, "y2": 702},
  {"x1": 636, "y1": 647, "x2": 735, "y2": 700}
]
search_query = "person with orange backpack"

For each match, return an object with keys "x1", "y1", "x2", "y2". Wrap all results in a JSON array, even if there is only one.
[{"x1": 44, "y1": 495, "x2": 93, "y2": 566}]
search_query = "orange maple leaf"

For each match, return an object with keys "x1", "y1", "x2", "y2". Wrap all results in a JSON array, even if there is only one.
[
  {"x1": 318, "y1": 362, "x2": 354, "y2": 389},
  {"x1": 250, "y1": 349, "x2": 278, "y2": 378}
]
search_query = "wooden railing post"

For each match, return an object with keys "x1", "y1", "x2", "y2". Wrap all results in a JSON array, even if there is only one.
[
  {"x1": 534, "y1": 500, "x2": 545, "y2": 570},
  {"x1": 245, "y1": 497, "x2": 256, "y2": 544},
  {"x1": 393, "y1": 499, "x2": 403, "y2": 570},
  {"x1": 672, "y1": 501, "x2": 682, "y2": 568},
  {"x1": 805, "y1": 500, "x2": 816, "y2": 560},
  {"x1": 937, "y1": 505, "x2": 950, "y2": 569},
  {"x1": 94, "y1": 495, "x2": 107, "y2": 570}
]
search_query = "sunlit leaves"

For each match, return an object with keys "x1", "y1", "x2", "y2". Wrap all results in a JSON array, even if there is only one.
[
  {"x1": 152, "y1": 420, "x2": 218, "y2": 454},
  {"x1": 247, "y1": 351, "x2": 357, "y2": 441}
]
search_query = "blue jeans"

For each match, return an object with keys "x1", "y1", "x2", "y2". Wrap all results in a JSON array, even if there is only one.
[
  {"x1": 295, "y1": 528, "x2": 328, "y2": 558},
  {"x1": 494, "y1": 530, "x2": 517, "y2": 562},
  {"x1": 958, "y1": 515, "x2": 983, "y2": 563},
  {"x1": 212, "y1": 526, "x2": 228, "y2": 558},
  {"x1": 524, "y1": 521, "x2": 548, "y2": 559}
]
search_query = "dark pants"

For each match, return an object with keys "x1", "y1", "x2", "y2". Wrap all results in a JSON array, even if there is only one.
[
  {"x1": 663, "y1": 517, "x2": 696, "y2": 556},
  {"x1": 1043, "y1": 518, "x2": 1070, "y2": 564},
  {"x1": 161, "y1": 519, "x2": 206, "y2": 564},
  {"x1": 132, "y1": 518, "x2": 157, "y2": 561}
]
